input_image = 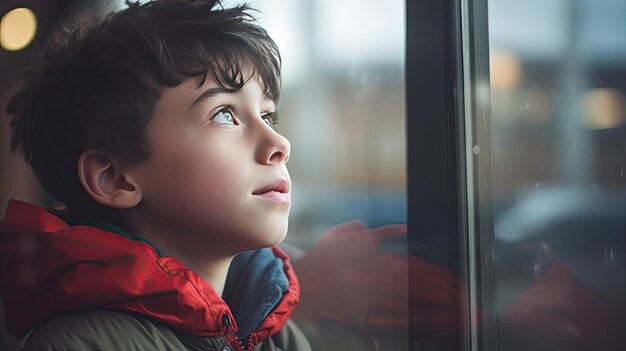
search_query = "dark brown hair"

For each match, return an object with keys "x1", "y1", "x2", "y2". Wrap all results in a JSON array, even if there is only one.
[{"x1": 6, "y1": 0, "x2": 281, "y2": 216}]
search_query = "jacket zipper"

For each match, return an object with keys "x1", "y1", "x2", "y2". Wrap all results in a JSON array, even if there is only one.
[{"x1": 222, "y1": 313, "x2": 252, "y2": 351}]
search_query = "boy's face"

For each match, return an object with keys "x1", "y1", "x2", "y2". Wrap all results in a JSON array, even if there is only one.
[{"x1": 127, "y1": 69, "x2": 291, "y2": 256}]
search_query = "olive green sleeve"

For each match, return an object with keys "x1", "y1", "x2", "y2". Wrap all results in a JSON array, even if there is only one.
[{"x1": 21, "y1": 309, "x2": 186, "y2": 351}]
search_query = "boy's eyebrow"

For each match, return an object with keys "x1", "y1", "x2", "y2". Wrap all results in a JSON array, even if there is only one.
[{"x1": 189, "y1": 86, "x2": 232, "y2": 108}]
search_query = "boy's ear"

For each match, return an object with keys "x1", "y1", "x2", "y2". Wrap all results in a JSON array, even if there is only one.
[{"x1": 77, "y1": 149, "x2": 142, "y2": 209}]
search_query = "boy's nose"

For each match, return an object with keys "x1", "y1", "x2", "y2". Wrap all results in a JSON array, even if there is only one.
[{"x1": 256, "y1": 124, "x2": 290, "y2": 165}]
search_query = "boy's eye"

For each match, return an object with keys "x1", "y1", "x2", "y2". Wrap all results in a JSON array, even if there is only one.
[
  {"x1": 262, "y1": 112, "x2": 279, "y2": 127},
  {"x1": 212, "y1": 110, "x2": 235, "y2": 125}
]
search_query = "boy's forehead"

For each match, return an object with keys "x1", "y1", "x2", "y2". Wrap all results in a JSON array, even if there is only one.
[
  {"x1": 197, "y1": 68, "x2": 274, "y2": 97},
  {"x1": 160, "y1": 74, "x2": 275, "y2": 109},
  {"x1": 193, "y1": 60, "x2": 256, "y2": 89}
]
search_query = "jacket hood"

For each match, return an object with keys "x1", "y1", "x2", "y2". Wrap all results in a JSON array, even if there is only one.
[{"x1": 0, "y1": 200, "x2": 300, "y2": 345}]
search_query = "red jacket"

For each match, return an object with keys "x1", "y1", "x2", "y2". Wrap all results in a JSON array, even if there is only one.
[{"x1": 0, "y1": 200, "x2": 300, "y2": 349}]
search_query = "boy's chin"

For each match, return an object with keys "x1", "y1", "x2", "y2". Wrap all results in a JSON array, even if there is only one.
[
  {"x1": 267, "y1": 228, "x2": 289, "y2": 247},
  {"x1": 186, "y1": 218, "x2": 290, "y2": 255},
  {"x1": 246, "y1": 227, "x2": 289, "y2": 251}
]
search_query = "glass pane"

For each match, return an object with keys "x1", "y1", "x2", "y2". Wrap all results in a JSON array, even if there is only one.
[
  {"x1": 245, "y1": 0, "x2": 409, "y2": 349},
  {"x1": 468, "y1": 0, "x2": 626, "y2": 350}
]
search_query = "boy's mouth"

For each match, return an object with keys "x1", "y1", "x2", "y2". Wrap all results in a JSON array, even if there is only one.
[{"x1": 252, "y1": 179, "x2": 290, "y2": 195}]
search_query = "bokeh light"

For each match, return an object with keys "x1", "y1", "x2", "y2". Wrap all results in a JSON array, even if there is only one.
[{"x1": 0, "y1": 8, "x2": 37, "y2": 51}]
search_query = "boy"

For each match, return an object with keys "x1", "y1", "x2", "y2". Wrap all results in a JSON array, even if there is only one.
[{"x1": 0, "y1": 0, "x2": 311, "y2": 350}]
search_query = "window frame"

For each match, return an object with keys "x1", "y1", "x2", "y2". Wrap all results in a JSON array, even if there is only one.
[{"x1": 405, "y1": 0, "x2": 495, "y2": 350}]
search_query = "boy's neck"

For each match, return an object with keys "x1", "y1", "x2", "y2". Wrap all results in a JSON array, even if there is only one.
[{"x1": 169, "y1": 252, "x2": 234, "y2": 297}]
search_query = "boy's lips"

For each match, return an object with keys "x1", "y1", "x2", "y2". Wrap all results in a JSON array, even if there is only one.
[
  {"x1": 252, "y1": 179, "x2": 291, "y2": 204},
  {"x1": 252, "y1": 179, "x2": 290, "y2": 195}
]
